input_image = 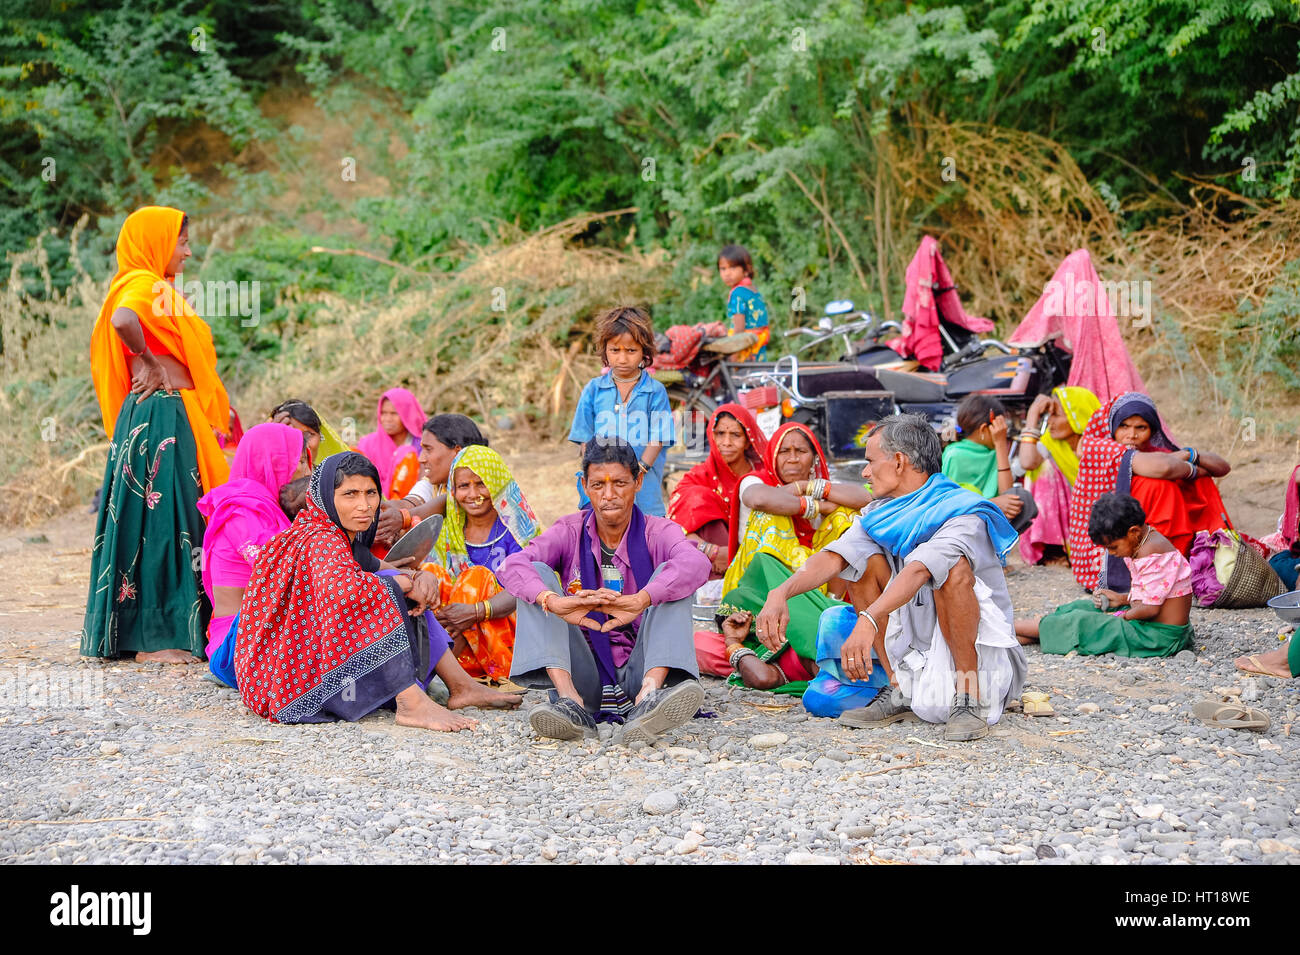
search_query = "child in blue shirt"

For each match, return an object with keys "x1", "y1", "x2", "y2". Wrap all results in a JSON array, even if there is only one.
[
  {"x1": 569, "y1": 305, "x2": 676, "y2": 516},
  {"x1": 718, "y1": 244, "x2": 770, "y2": 361}
]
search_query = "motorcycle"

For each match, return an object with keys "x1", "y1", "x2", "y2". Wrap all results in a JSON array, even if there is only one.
[
  {"x1": 803, "y1": 296, "x2": 1071, "y2": 432},
  {"x1": 655, "y1": 290, "x2": 1071, "y2": 484},
  {"x1": 654, "y1": 315, "x2": 898, "y2": 482}
]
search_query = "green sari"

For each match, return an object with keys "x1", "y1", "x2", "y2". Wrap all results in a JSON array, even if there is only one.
[
  {"x1": 718, "y1": 552, "x2": 847, "y2": 696},
  {"x1": 81, "y1": 392, "x2": 209, "y2": 658},
  {"x1": 1039, "y1": 599, "x2": 1192, "y2": 658}
]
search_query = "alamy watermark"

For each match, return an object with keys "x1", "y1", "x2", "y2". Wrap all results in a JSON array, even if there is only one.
[
  {"x1": 0, "y1": 665, "x2": 108, "y2": 711},
  {"x1": 152, "y1": 271, "x2": 261, "y2": 327},
  {"x1": 1041, "y1": 272, "x2": 1153, "y2": 328},
  {"x1": 50, "y1": 885, "x2": 151, "y2": 935}
]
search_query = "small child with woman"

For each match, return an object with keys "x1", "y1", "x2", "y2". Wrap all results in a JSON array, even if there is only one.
[
  {"x1": 1016, "y1": 492, "x2": 1194, "y2": 657},
  {"x1": 718, "y1": 244, "x2": 770, "y2": 362},
  {"x1": 941, "y1": 393, "x2": 1037, "y2": 533},
  {"x1": 569, "y1": 306, "x2": 675, "y2": 517}
]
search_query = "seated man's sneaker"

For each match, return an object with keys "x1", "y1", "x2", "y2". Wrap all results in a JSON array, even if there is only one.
[
  {"x1": 943, "y1": 693, "x2": 988, "y2": 742},
  {"x1": 621, "y1": 680, "x2": 705, "y2": 745},
  {"x1": 839, "y1": 688, "x2": 917, "y2": 728},
  {"x1": 529, "y1": 691, "x2": 597, "y2": 740}
]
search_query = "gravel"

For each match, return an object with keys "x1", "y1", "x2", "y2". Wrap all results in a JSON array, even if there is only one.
[{"x1": 1, "y1": 563, "x2": 1297, "y2": 864}]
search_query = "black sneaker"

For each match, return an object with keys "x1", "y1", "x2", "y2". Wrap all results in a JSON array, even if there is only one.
[
  {"x1": 943, "y1": 692, "x2": 989, "y2": 742},
  {"x1": 621, "y1": 680, "x2": 705, "y2": 745},
  {"x1": 528, "y1": 691, "x2": 597, "y2": 740}
]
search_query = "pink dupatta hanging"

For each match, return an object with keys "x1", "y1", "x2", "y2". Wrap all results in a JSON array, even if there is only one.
[
  {"x1": 1009, "y1": 249, "x2": 1146, "y2": 406},
  {"x1": 197, "y1": 422, "x2": 303, "y2": 654},
  {"x1": 888, "y1": 235, "x2": 993, "y2": 371}
]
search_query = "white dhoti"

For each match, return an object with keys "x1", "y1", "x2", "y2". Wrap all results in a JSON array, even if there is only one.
[
  {"x1": 826, "y1": 512, "x2": 1027, "y2": 726},
  {"x1": 884, "y1": 577, "x2": 1025, "y2": 724}
]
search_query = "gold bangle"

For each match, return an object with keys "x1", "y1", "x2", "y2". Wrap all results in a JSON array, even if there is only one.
[{"x1": 482, "y1": 600, "x2": 492, "y2": 621}]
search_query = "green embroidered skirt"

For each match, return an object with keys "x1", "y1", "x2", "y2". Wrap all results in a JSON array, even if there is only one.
[{"x1": 81, "y1": 393, "x2": 209, "y2": 658}]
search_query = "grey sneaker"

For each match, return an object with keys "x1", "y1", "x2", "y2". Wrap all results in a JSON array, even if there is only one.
[
  {"x1": 621, "y1": 680, "x2": 705, "y2": 745},
  {"x1": 529, "y1": 692, "x2": 597, "y2": 740},
  {"x1": 839, "y1": 688, "x2": 917, "y2": 728},
  {"x1": 943, "y1": 693, "x2": 989, "y2": 742}
]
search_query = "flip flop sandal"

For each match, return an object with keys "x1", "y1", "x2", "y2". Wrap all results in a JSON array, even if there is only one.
[
  {"x1": 1021, "y1": 691, "x2": 1056, "y2": 717},
  {"x1": 1190, "y1": 701, "x2": 1271, "y2": 732},
  {"x1": 1233, "y1": 655, "x2": 1288, "y2": 678}
]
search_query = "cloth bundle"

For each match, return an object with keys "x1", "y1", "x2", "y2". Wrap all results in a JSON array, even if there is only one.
[{"x1": 1189, "y1": 529, "x2": 1287, "y2": 609}]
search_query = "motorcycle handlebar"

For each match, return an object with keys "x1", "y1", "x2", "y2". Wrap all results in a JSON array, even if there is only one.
[{"x1": 784, "y1": 315, "x2": 879, "y2": 338}]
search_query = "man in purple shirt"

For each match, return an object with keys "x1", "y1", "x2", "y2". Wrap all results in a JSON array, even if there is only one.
[{"x1": 499, "y1": 440, "x2": 711, "y2": 742}]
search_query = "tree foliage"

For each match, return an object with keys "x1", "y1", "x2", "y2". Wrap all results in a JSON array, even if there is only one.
[{"x1": 1, "y1": 0, "x2": 1296, "y2": 313}]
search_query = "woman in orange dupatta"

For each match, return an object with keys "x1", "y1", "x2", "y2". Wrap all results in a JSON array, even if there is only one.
[{"x1": 82, "y1": 207, "x2": 231, "y2": 663}]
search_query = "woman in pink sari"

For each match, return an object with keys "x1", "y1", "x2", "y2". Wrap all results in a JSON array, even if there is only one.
[
  {"x1": 197, "y1": 423, "x2": 311, "y2": 656},
  {"x1": 357, "y1": 388, "x2": 427, "y2": 498}
]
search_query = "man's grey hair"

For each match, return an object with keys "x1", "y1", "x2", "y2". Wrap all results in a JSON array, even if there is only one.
[{"x1": 868, "y1": 414, "x2": 942, "y2": 475}]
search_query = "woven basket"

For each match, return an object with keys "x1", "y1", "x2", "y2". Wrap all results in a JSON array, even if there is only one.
[{"x1": 1212, "y1": 535, "x2": 1288, "y2": 609}]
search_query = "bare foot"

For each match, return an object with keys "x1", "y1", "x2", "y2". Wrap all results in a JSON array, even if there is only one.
[
  {"x1": 394, "y1": 686, "x2": 477, "y2": 731},
  {"x1": 446, "y1": 682, "x2": 523, "y2": 711},
  {"x1": 135, "y1": 649, "x2": 197, "y2": 664},
  {"x1": 1234, "y1": 647, "x2": 1292, "y2": 679}
]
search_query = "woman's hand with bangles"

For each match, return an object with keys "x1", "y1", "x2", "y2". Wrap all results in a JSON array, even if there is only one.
[
  {"x1": 1026, "y1": 393, "x2": 1053, "y2": 427},
  {"x1": 720, "y1": 610, "x2": 753, "y2": 643},
  {"x1": 705, "y1": 542, "x2": 729, "y2": 574},
  {"x1": 129, "y1": 354, "x2": 175, "y2": 402},
  {"x1": 407, "y1": 569, "x2": 439, "y2": 608}
]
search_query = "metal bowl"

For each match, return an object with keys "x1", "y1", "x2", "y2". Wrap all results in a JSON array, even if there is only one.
[{"x1": 1267, "y1": 590, "x2": 1300, "y2": 625}]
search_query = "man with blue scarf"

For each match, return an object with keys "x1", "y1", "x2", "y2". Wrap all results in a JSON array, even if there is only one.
[{"x1": 756, "y1": 415, "x2": 1027, "y2": 742}]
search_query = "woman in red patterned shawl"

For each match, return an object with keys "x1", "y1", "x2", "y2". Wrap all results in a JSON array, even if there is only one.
[
  {"x1": 1068, "y1": 392, "x2": 1232, "y2": 591},
  {"x1": 235, "y1": 452, "x2": 520, "y2": 731},
  {"x1": 668, "y1": 403, "x2": 770, "y2": 576}
]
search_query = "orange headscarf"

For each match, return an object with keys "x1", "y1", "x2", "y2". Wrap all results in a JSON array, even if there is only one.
[{"x1": 90, "y1": 206, "x2": 230, "y2": 492}]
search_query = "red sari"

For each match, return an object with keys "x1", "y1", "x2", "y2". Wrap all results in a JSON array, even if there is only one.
[
  {"x1": 1069, "y1": 393, "x2": 1231, "y2": 590},
  {"x1": 235, "y1": 465, "x2": 417, "y2": 724},
  {"x1": 727, "y1": 421, "x2": 831, "y2": 559},
  {"x1": 668, "y1": 403, "x2": 770, "y2": 540}
]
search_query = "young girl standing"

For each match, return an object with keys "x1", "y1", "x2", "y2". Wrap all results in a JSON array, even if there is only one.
[
  {"x1": 718, "y1": 244, "x2": 770, "y2": 362},
  {"x1": 569, "y1": 306, "x2": 675, "y2": 516}
]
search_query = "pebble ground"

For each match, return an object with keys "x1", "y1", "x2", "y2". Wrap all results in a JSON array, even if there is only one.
[{"x1": 2, "y1": 558, "x2": 1297, "y2": 865}]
